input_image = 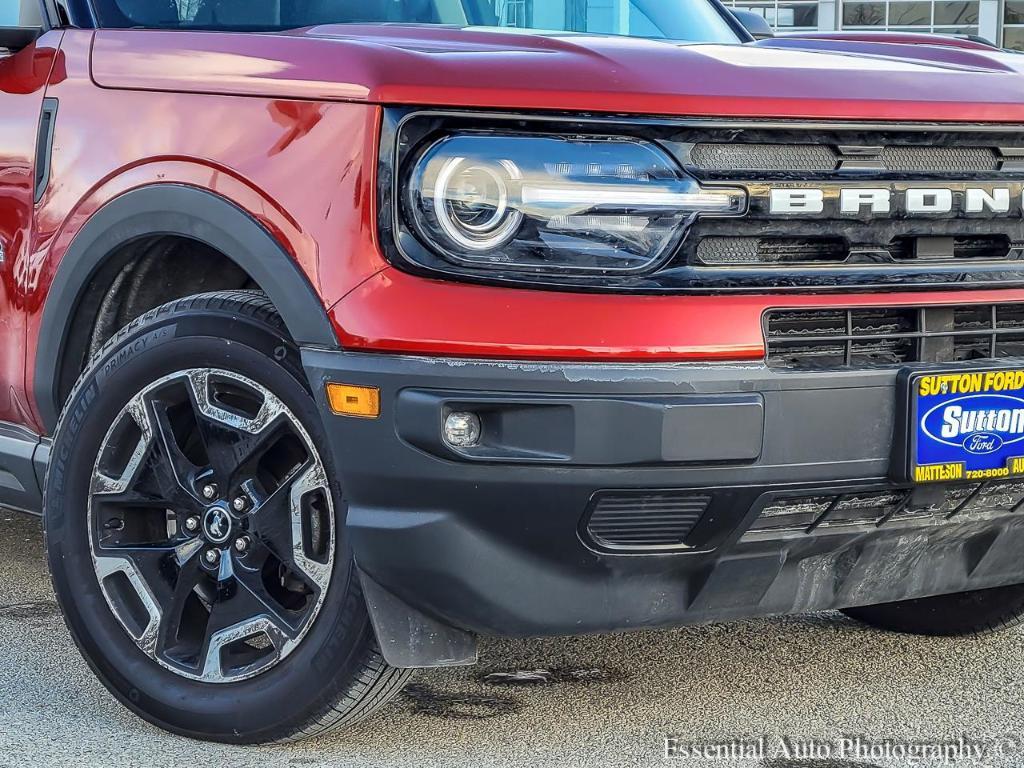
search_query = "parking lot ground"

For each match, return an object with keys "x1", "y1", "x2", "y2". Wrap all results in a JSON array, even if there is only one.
[{"x1": 0, "y1": 511, "x2": 1021, "y2": 768}]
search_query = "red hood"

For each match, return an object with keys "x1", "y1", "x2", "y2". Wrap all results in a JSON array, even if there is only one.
[{"x1": 91, "y1": 25, "x2": 1024, "y2": 122}]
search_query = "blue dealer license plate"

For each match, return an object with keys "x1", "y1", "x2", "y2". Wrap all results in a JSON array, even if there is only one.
[{"x1": 909, "y1": 368, "x2": 1024, "y2": 483}]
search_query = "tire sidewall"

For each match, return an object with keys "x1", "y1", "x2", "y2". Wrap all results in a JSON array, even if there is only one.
[{"x1": 45, "y1": 302, "x2": 372, "y2": 743}]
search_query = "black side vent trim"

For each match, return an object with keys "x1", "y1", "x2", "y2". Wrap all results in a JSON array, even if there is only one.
[
  {"x1": 34, "y1": 98, "x2": 57, "y2": 205},
  {"x1": 584, "y1": 491, "x2": 713, "y2": 552}
]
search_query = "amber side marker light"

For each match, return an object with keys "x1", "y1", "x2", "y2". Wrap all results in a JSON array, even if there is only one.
[{"x1": 326, "y1": 383, "x2": 380, "y2": 418}]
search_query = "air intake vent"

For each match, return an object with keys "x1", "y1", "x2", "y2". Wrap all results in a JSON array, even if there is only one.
[
  {"x1": 689, "y1": 143, "x2": 1001, "y2": 173},
  {"x1": 880, "y1": 145, "x2": 999, "y2": 173},
  {"x1": 765, "y1": 304, "x2": 1024, "y2": 370},
  {"x1": 697, "y1": 237, "x2": 848, "y2": 265},
  {"x1": 585, "y1": 491, "x2": 712, "y2": 551},
  {"x1": 886, "y1": 235, "x2": 1013, "y2": 262},
  {"x1": 690, "y1": 143, "x2": 837, "y2": 171},
  {"x1": 766, "y1": 307, "x2": 918, "y2": 369}
]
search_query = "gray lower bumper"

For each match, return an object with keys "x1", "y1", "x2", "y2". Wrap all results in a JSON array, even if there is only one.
[{"x1": 301, "y1": 350, "x2": 1024, "y2": 666}]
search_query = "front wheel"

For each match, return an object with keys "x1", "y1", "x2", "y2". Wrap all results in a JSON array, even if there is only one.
[{"x1": 44, "y1": 292, "x2": 411, "y2": 743}]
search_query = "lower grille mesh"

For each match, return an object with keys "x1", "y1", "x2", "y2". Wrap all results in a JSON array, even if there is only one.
[
  {"x1": 765, "y1": 304, "x2": 1024, "y2": 370},
  {"x1": 881, "y1": 145, "x2": 1000, "y2": 173},
  {"x1": 585, "y1": 491, "x2": 712, "y2": 550},
  {"x1": 697, "y1": 237, "x2": 848, "y2": 265},
  {"x1": 689, "y1": 142, "x2": 1001, "y2": 173},
  {"x1": 690, "y1": 142, "x2": 838, "y2": 171},
  {"x1": 766, "y1": 307, "x2": 917, "y2": 369},
  {"x1": 694, "y1": 235, "x2": 1017, "y2": 267}
]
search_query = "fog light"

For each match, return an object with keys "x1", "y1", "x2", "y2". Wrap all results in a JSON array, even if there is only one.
[{"x1": 444, "y1": 411, "x2": 481, "y2": 448}]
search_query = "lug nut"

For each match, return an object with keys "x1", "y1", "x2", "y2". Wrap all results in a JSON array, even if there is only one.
[
  {"x1": 204, "y1": 549, "x2": 220, "y2": 566},
  {"x1": 234, "y1": 536, "x2": 250, "y2": 554},
  {"x1": 184, "y1": 516, "x2": 200, "y2": 533},
  {"x1": 201, "y1": 483, "x2": 218, "y2": 500},
  {"x1": 231, "y1": 495, "x2": 249, "y2": 513}
]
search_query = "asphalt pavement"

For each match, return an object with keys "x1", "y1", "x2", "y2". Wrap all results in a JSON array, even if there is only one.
[{"x1": 0, "y1": 510, "x2": 1021, "y2": 768}]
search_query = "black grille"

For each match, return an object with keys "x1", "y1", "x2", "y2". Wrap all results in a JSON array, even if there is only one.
[
  {"x1": 691, "y1": 143, "x2": 838, "y2": 171},
  {"x1": 885, "y1": 235, "x2": 1013, "y2": 262},
  {"x1": 675, "y1": 127, "x2": 1024, "y2": 290},
  {"x1": 880, "y1": 145, "x2": 1000, "y2": 173},
  {"x1": 766, "y1": 307, "x2": 917, "y2": 368},
  {"x1": 585, "y1": 491, "x2": 712, "y2": 550},
  {"x1": 742, "y1": 481, "x2": 1024, "y2": 542},
  {"x1": 697, "y1": 237, "x2": 848, "y2": 265},
  {"x1": 690, "y1": 143, "x2": 1002, "y2": 173},
  {"x1": 765, "y1": 304, "x2": 1024, "y2": 369},
  {"x1": 697, "y1": 235, "x2": 1018, "y2": 267}
]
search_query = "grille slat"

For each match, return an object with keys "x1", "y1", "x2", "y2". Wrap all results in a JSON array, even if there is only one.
[
  {"x1": 766, "y1": 304, "x2": 1024, "y2": 370},
  {"x1": 586, "y1": 492, "x2": 712, "y2": 550}
]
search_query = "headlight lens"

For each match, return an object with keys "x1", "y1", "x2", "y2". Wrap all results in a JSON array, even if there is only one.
[{"x1": 405, "y1": 134, "x2": 745, "y2": 275}]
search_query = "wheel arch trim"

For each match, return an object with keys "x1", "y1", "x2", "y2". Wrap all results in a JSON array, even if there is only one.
[{"x1": 33, "y1": 184, "x2": 338, "y2": 434}]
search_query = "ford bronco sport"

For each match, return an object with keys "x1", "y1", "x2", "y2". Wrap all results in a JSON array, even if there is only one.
[{"x1": 4, "y1": 0, "x2": 1024, "y2": 744}]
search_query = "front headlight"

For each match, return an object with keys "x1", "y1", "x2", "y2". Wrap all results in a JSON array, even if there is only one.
[{"x1": 402, "y1": 133, "x2": 745, "y2": 275}]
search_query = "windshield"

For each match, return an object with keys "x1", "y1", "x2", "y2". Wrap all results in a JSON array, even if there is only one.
[{"x1": 92, "y1": 0, "x2": 743, "y2": 43}]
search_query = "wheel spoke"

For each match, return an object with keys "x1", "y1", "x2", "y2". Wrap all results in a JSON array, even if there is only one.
[
  {"x1": 185, "y1": 369, "x2": 287, "y2": 489},
  {"x1": 244, "y1": 461, "x2": 332, "y2": 593},
  {"x1": 93, "y1": 546, "x2": 176, "y2": 655},
  {"x1": 89, "y1": 486, "x2": 168, "y2": 514},
  {"x1": 98, "y1": 542, "x2": 182, "y2": 591},
  {"x1": 192, "y1": 415, "x2": 246, "y2": 490},
  {"x1": 197, "y1": 578, "x2": 293, "y2": 681},
  {"x1": 233, "y1": 562, "x2": 305, "y2": 636},
  {"x1": 91, "y1": 395, "x2": 153, "y2": 497},
  {"x1": 286, "y1": 463, "x2": 334, "y2": 592},
  {"x1": 174, "y1": 537, "x2": 206, "y2": 567},
  {"x1": 245, "y1": 479, "x2": 299, "y2": 562},
  {"x1": 146, "y1": 394, "x2": 205, "y2": 507},
  {"x1": 152, "y1": 553, "x2": 207, "y2": 660}
]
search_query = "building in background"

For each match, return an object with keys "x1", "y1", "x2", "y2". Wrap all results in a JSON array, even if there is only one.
[
  {"x1": 720, "y1": 1, "x2": 1021, "y2": 48},
  {"x1": 488, "y1": 1, "x2": 1024, "y2": 50}
]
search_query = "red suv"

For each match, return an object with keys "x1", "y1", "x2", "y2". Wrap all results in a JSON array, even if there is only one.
[{"x1": 5, "y1": 0, "x2": 1024, "y2": 744}]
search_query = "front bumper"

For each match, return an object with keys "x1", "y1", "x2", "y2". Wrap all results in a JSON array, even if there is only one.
[{"x1": 302, "y1": 349, "x2": 1024, "y2": 661}]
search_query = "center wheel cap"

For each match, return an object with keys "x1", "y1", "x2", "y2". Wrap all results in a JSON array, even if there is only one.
[{"x1": 202, "y1": 504, "x2": 233, "y2": 545}]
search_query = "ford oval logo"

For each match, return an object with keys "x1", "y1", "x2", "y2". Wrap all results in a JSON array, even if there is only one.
[
  {"x1": 921, "y1": 393, "x2": 1024, "y2": 448},
  {"x1": 963, "y1": 432, "x2": 1004, "y2": 455}
]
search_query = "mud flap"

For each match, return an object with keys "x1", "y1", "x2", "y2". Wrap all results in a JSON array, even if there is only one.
[{"x1": 358, "y1": 568, "x2": 478, "y2": 669}]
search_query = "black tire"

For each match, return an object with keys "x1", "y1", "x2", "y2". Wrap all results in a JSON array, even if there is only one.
[
  {"x1": 44, "y1": 291, "x2": 412, "y2": 743},
  {"x1": 842, "y1": 583, "x2": 1024, "y2": 637}
]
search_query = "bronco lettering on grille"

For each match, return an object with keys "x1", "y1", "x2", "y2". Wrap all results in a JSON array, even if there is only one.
[{"x1": 769, "y1": 186, "x2": 1021, "y2": 216}]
